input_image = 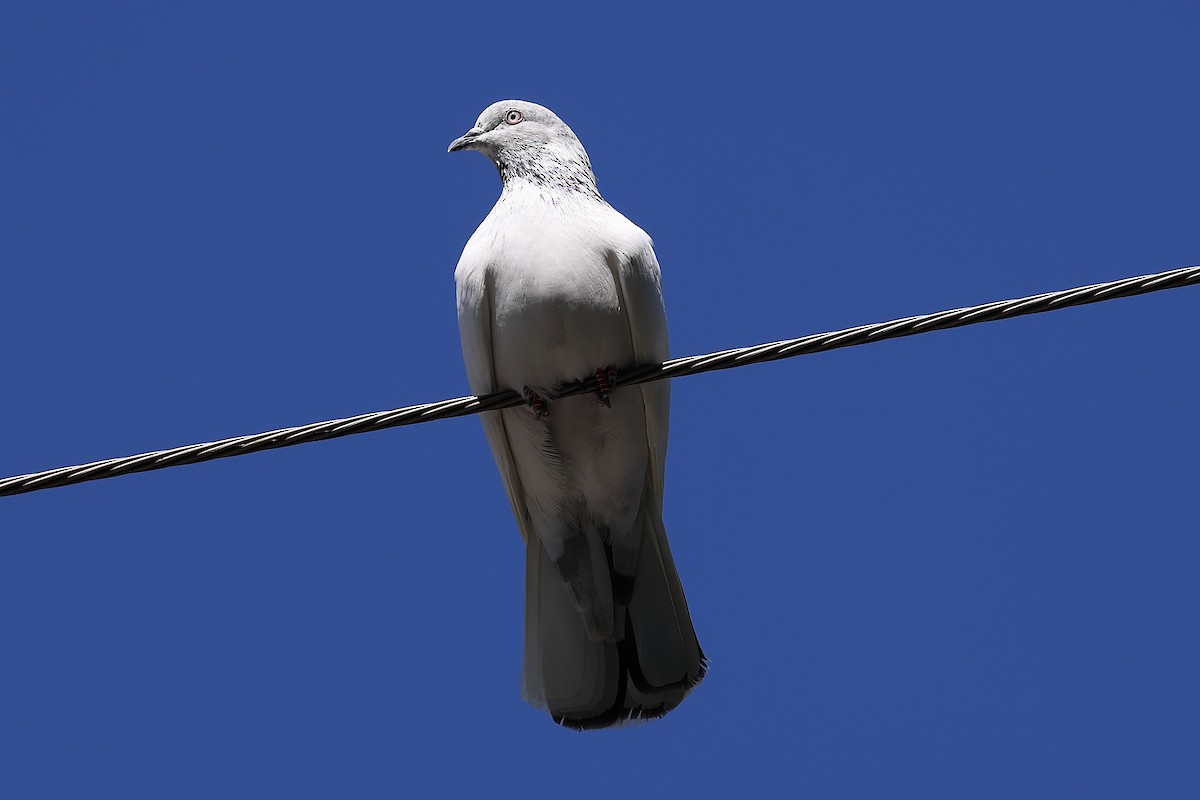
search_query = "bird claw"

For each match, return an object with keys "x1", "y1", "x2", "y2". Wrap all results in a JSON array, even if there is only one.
[
  {"x1": 593, "y1": 366, "x2": 617, "y2": 408},
  {"x1": 523, "y1": 387, "x2": 550, "y2": 421}
]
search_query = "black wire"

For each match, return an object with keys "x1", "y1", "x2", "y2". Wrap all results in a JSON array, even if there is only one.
[{"x1": 2, "y1": 265, "x2": 1197, "y2": 498}]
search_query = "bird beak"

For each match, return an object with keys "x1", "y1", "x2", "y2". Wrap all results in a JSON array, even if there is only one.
[{"x1": 448, "y1": 127, "x2": 484, "y2": 153}]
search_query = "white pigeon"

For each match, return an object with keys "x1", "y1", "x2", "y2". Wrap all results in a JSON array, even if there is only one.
[{"x1": 449, "y1": 100, "x2": 705, "y2": 729}]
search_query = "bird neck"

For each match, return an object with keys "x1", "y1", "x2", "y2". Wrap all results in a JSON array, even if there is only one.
[{"x1": 495, "y1": 141, "x2": 602, "y2": 200}]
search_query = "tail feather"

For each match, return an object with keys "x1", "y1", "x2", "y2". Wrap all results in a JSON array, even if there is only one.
[
  {"x1": 627, "y1": 489, "x2": 702, "y2": 688},
  {"x1": 522, "y1": 492, "x2": 704, "y2": 729}
]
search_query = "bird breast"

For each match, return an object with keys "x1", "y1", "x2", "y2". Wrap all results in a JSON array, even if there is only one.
[
  {"x1": 490, "y1": 253, "x2": 631, "y2": 392},
  {"x1": 483, "y1": 216, "x2": 633, "y2": 393}
]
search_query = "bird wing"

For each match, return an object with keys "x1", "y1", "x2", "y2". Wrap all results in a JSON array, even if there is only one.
[
  {"x1": 608, "y1": 241, "x2": 671, "y2": 502},
  {"x1": 456, "y1": 264, "x2": 535, "y2": 544}
]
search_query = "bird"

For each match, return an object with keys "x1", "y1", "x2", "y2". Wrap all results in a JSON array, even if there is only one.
[{"x1": 449, "y1": 100, "x2": 705, "y2": 729}]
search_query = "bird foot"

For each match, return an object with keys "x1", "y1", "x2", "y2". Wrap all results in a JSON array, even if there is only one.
[
  {"x1": 522, "y1": 386, "x2": 550, "y2": 421},
  {"x1": 593, "y1": 366, "x2": 617, "y2": 408}
]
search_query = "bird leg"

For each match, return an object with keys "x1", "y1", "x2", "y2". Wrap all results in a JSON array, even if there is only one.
[
  {"x1": 593, "y1": 366, "x2": 618, "y2": 408},
  {"x1": 522, "y1": 386, "x2": 551, "y2": 421}
]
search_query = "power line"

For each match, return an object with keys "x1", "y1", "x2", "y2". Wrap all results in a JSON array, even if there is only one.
[{"x1": 2, "y1": 264, "x2": 1197, "y2": 498}]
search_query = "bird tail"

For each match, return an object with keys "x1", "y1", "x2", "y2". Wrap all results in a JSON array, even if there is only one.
[{"x1": 521, "y1": 489, "x2": 705, "y2": 729}]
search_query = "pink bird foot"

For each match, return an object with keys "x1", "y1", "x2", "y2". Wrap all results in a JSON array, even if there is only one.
[
  {"x1": 522, "y1": 386, "x2": 550, "y2": 421},
  {"x1": 593, "y1": 366, "x2": 617, "y2": 408}
]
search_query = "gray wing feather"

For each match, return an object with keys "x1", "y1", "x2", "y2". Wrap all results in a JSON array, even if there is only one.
[
  {"x1": 609, "y1": 243, "x2": 671, "y2": 501},
  {"x1": 457, "y1": 266, "x2": 535, "y2": 544}
]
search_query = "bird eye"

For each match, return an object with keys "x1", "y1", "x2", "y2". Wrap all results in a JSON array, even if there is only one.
[{"x1": 505, "y1": 110, "x2": 523, "y2": 125}]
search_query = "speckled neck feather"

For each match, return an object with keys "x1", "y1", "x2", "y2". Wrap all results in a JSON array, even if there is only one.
[{"x1": 495, "y1": 137, "x2": 602, "y2": 201}]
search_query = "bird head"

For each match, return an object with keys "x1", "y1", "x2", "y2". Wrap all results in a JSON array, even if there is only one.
[{"x1": 448, "y1": 100, "x2": 597, "y2": 192}]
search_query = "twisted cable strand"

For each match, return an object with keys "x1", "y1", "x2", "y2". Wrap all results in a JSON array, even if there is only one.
[{"x1": 3, "y1": 265, "x2": 1197, "y2": 498}]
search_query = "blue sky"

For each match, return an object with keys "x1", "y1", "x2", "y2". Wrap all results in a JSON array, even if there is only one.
[{"x1": 2, "y1": 2, "x2": 1198, "y2": 797}]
